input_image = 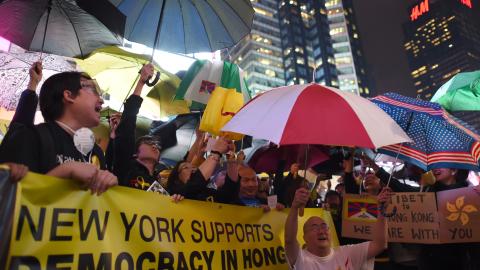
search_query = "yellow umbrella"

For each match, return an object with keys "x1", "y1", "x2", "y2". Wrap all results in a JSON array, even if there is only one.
[
  {"x1": 145, "y1": 75, "x2": 190, "y2": 119},
  {"x1": 76, "y1": 46, "x2": 189, "y2": 120}
]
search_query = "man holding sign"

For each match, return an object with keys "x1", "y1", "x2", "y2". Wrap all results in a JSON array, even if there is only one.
[{"x1": 285, "y1": 187, "x2": 392, "y2": 270}]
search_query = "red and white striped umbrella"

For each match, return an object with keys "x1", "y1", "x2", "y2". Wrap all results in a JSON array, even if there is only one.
[{"x1": 221, "y1": 84, "x2": 411, "y2": 148}]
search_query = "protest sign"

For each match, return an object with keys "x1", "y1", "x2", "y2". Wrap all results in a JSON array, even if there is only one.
[
  {"x1": 341, "y1": 194, "x2": 379, "y2": 240},
  {"x1": 342, "y1": 188, "x2": 480, "y2": 244},
  {"x1": 3, "y1": 172, "x2": 338, "y2": 270},
  {"x1": 437, "y1": 187, "x2": 480, "y2": 243}
]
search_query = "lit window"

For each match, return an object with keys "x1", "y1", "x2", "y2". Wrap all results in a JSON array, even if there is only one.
[
  {"x1": 260, "y1": 59, "x2": 271, "y2": 65},
  {"x1": 295, "y1": 47, "x2": 304, "y2": 54},
  {"x1": 265, "y1": 69, "x2": 276, "y2": 77}
]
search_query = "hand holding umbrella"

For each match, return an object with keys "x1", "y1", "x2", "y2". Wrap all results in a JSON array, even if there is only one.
[
  {"x1": 292, "y1": 187, "x2": 310, "y2": 218},
  {"x1": 28, "y1": 62, "x2": 43, "y2": 91},
  {"x1": 141, "y1": 0, "x2": 167, "y2": 87},
  {"x1": 136, "y1": 64, "x2": 155, "y2": 94}
]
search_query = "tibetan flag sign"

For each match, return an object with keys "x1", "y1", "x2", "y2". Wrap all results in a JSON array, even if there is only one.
[
  {"x1": 344, "y1": 196, "x2": 378, "y2": 222},
  {"x1": 175, "y1": 60, "x2": 251, "y2": 105},
  {"x1": 342, "y1": 190, "x2": 480, "y2": 244}
]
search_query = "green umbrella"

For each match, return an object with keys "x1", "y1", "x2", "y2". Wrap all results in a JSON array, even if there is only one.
[{"x1": 431, "y1": 70, "x2": 480, "y2": 111}]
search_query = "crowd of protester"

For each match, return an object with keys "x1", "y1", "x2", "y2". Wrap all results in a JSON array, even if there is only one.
[{"x1": 0, "y1": 64, "x2": 479, "y2": 270}]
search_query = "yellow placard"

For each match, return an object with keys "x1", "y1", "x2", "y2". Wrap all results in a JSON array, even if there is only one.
[
  {"x1": 6, "y1": 173, "x2": 338, "y2": 270},
  {"x1": 200, "y1": 87, "x2": 244, "y2": 140}
]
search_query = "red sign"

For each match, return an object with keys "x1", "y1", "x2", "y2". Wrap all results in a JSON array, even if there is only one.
[
  {"x1": 410, "y1": 0, "x2": 472, "y2": 21},
  {"x1": 410, "y1": 0, "x2": 429, "y2": 21}
]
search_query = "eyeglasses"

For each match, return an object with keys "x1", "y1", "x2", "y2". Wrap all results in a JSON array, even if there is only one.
[
  {"x1": 80, "y1": 79, "x2": 102, "y2": 97},
  {"x1": 308, "y1": 223, "x2": 329, "y2": 232},
  {"x1": 143, "y1": 140, "x2": 161, "y2": 150}
]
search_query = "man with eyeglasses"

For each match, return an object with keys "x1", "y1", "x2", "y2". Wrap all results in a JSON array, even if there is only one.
[
  {"x1": 284, "y1": 187, "x2": 392, "y2": 270},
  {"x1": 0, "y1": 67, "x2": 117, "y2": 195}
]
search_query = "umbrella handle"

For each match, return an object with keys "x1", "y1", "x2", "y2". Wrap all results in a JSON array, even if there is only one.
[
  {"x1": 145, "y1": 72, "x2": 160, "y2": 87},
  {"x1": 379, "y1": 202, "x2": 397, "y2": 218},
  {"x1": 299, "y1": 207, "x2": 304, "y2": 217}
]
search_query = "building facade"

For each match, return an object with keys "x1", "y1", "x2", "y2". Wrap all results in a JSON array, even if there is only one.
[
  {"x1": 325, "y1": 0, "x2": 372, "y2": 96},
  {"x1": 224, "y1": 0, "x2": 285, "y2": 96},
  {"x1": 404, "y1": 0, "x2": 480, "y2": 100},
  {"x1": 278, "y1": 0, "x2": 338, "y2": 87},
  {"x1": 225, "y1": 0, "x2": 373, "y2": 97}
]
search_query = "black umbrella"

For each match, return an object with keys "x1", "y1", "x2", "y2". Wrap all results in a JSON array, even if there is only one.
[
  {"x1": 151, "y1": 112, "x2": 252, "y2": 163},
  {"x1": 0, "y1": 0, "x2": 125, "y2": 58},
  {"x1": 151, "y1": 112, "x2": 201, "y2": 162}
]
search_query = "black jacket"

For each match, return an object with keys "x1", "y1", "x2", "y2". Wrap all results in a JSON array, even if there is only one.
[
  {"x1": 168, "y1": 171, "x2": 239, "y2": 203},
  {"x1": 273, "y1": 160, "x2": 309, "y2": 207},
  {"x1": 12, "y1": 90, "x2": 38, "y2": 126},
  {"x1": 113, "y1": 95, "x2": 163, "y2": 188}
]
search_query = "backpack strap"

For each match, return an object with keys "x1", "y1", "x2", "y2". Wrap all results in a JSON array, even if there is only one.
[{"x1": 34, "y1": 123, "x2": 58, "y2": 172}]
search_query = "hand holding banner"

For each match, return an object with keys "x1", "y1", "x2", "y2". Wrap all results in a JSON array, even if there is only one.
[
  {"x1": 3, "y1": 173, "x2": 339, "y2": 270},
  {"x1": 342, "y1": 188, "x2": 480, "y2": 244}
]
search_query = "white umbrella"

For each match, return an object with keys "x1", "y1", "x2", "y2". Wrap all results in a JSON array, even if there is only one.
[
  {"x1": 222, "y1": 83, "x2": 411, "y2": 148},
  {"x1": 0, "y1": 50, "x2": 77, "y2": 110}
]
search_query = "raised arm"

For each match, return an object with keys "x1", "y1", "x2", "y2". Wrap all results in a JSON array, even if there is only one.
[
  {"x1": 361, "y1": 156, "x2": 420, "y2": 192},
  {"x1": 113, "y1": 64, "x2": 153, "y2": 182},
  {"x1": 285, "y1": 187, "x2": 309, "y2": 266},
  {"x1": 226, "y1": 146, "x2": 243, "y2": 182},
  {"x1": 367, "y1": 187, "x2": 391, "y2": 259},
  {"x1": 12, "y1": 62, "x2": 42, "y2": 125},
  {"x1": 197, "y1": 137, "x2": 230, "y2": 180},
  {"x1": 186, "y1": 129, "x2": 206, "y2": 163}
]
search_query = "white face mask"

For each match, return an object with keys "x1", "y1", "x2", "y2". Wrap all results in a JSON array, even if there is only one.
[{"x1": 73, "y1": 128, "x2": 95, "y2": 156}]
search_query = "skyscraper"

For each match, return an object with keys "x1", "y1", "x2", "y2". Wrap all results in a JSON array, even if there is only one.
[
  {"x1": 325, "y1": 0, "x2": 372, "y2": 96},
  {"x1": 404, "y1": 0, "x2": 480, "y2": 100},
  {"x1": 278, "y1": 0, "x2": 338, "y2": 87},
  {"x1": 225, "y1": 0, "x2": 373, "y2": 97},
  {"x1": 224, "y1": 0, "x2": 285, "y2": 96}
]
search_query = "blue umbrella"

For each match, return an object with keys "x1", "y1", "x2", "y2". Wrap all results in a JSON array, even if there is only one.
[
  {"x1": 371, "y1": 93, "x2": 480, "y2": 171},
  {"x1": 109, "y1": 0, "x2": 254, "y2": 86}
]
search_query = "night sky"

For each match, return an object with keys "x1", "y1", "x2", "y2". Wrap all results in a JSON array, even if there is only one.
[{"x1": 354, "y1": 0, "x2": 418, "y2": 97}]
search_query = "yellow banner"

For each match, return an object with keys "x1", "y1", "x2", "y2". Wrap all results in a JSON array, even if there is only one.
[{"x1": 7, "y1": 173, "x2": 338, "y2": 270}]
